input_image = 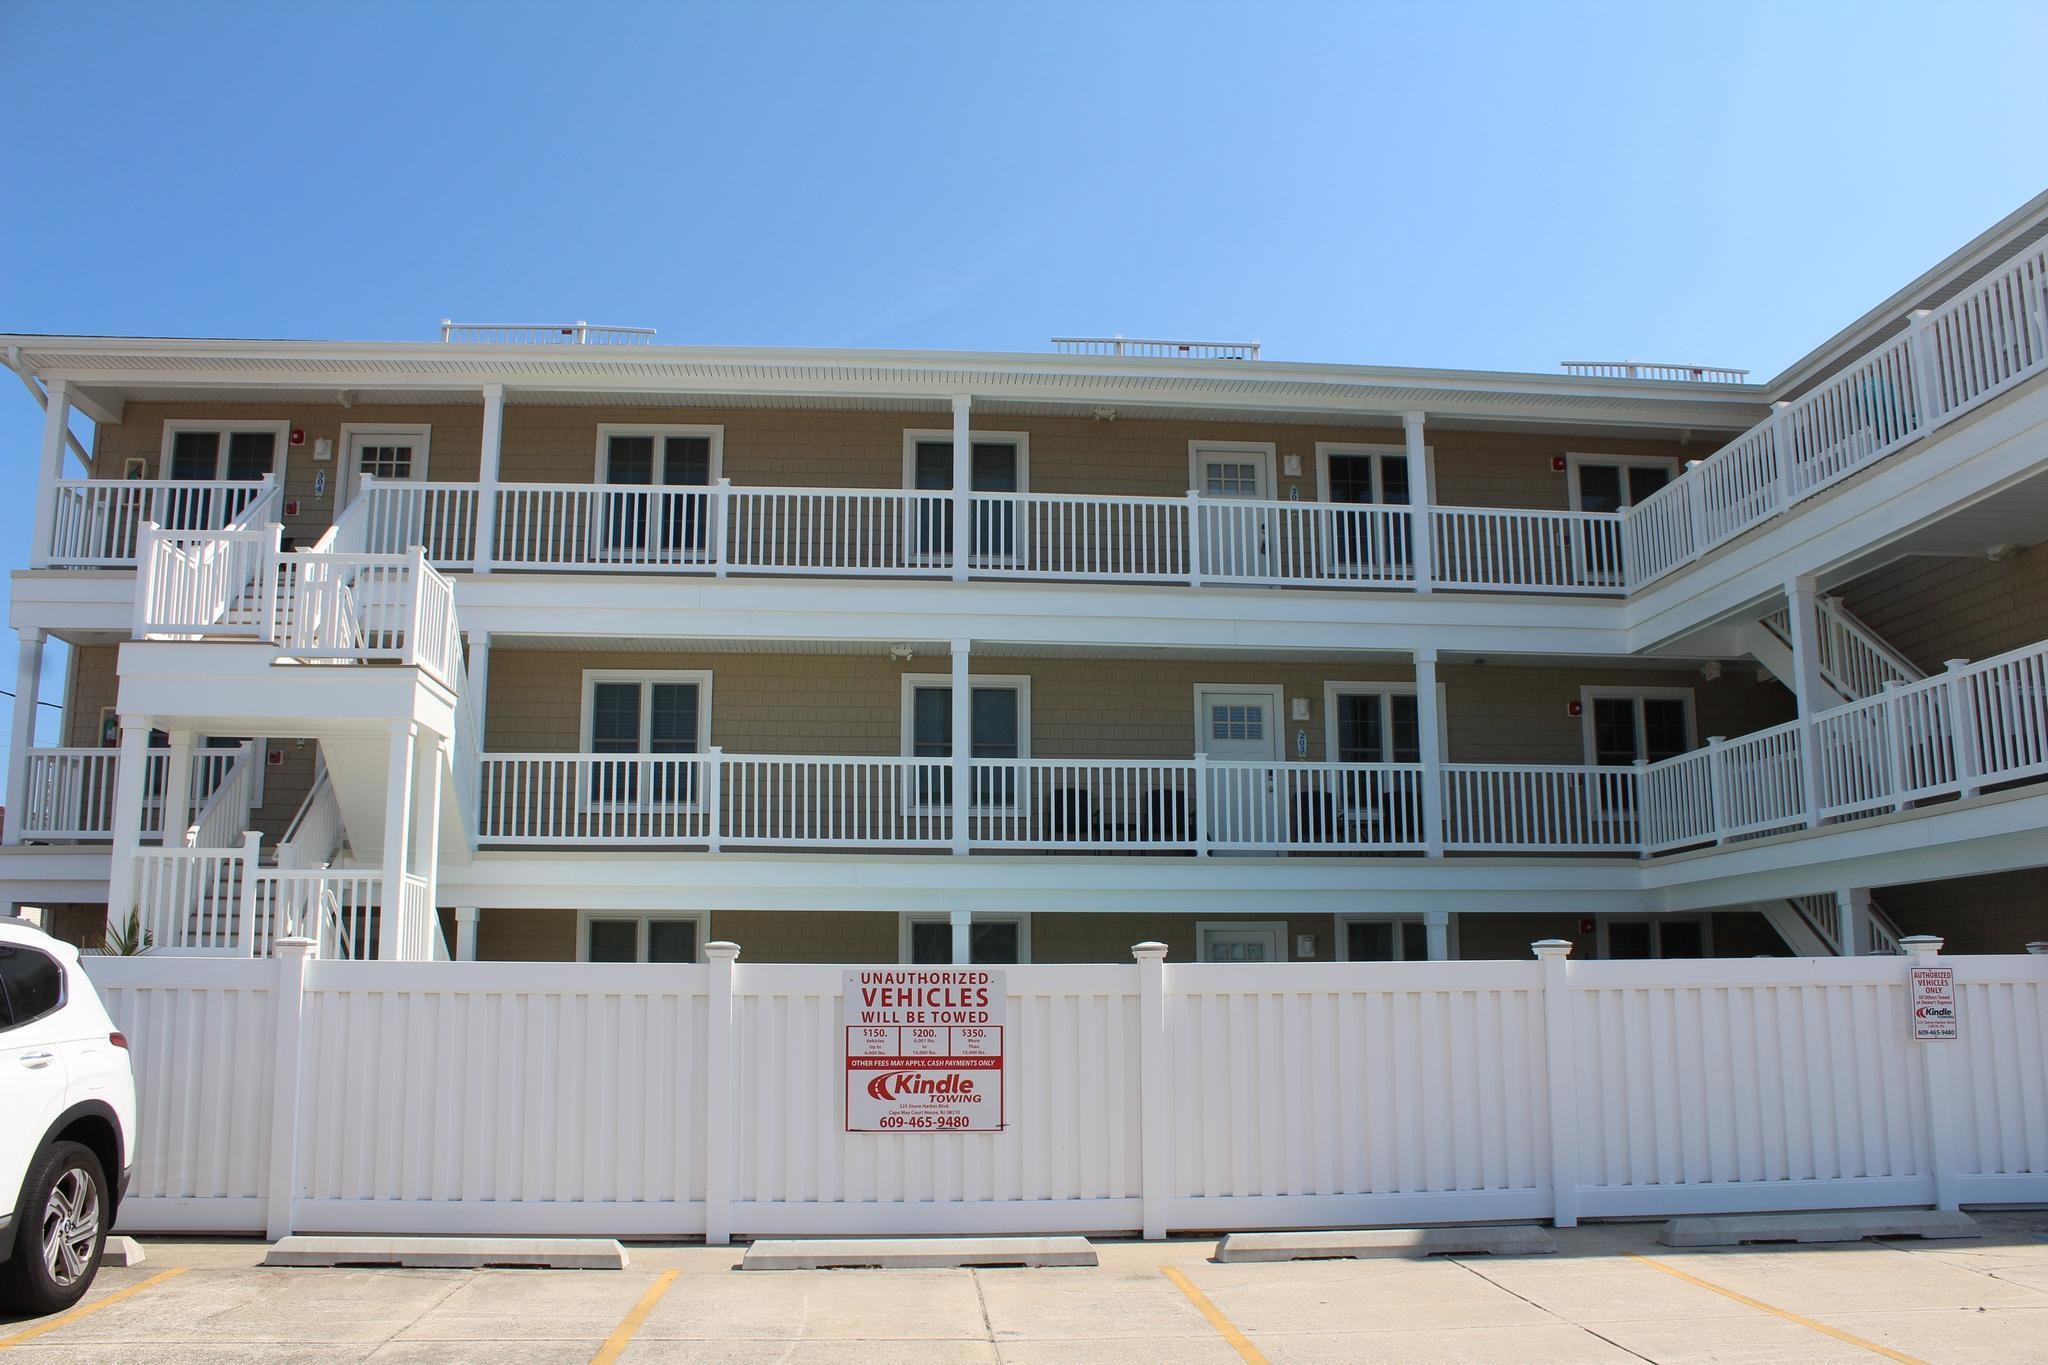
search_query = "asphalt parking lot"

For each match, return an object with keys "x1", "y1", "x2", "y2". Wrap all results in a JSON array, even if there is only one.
[{"x1": 4, "y1": 1211, "x2": 2046, "y2": 1363}]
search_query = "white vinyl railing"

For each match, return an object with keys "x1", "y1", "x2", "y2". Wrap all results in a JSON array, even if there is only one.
[
  {"x1": 1561, "y1": 360, "x2": 1750, "y2": 383},
  {"x1": 1431, "y1": 507, "x2": 1623, "y2": 593},
  {"x1": 1625, "y1": 242, "x2": 2048, "y2": 589},
  {"x1": 1051, "y1": 335, "x2": 1260, "y2": 360},
  {"x1": 352, "y1": 477, "x2": 479, "y2": 567},
  {"x1": 126, "y1": 832, "x2": 418, "y2": 960},
  {"x1": 44, "y1": 477, "x2": 277, "y2": 567},
  {"x1": 131, "y1": 838, "x2": 261, "y2": 955},
  {"x1": 725, "y1": 486, "x2": 949, "y2": 576},
  {"x1": 1441, "y1": 764, "x2": 1641, "y2": 851},
  {"x1": 276, "y1": 771, "x2": 346, "y2": 871},
  {"x1": 17, "y1": 749, "x2": 124, "y2": 839},
  {"x1": 440, "y1": 320, "x2": 656, "y2": 345},
  {"x1": 138, "y1": 529, "x2": 461, "y2": 688},
  {"x1": 182, "y1": 742, "x2": 256, "y2": 849},
  {"x1": 1763, "y1": 597, "x2": 1923, "y2": 704},
  {"x1": 264, "y1": 868, "x2": 377, "y2": 959}
]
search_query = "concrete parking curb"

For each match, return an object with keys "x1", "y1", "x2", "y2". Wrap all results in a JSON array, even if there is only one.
[
  {"x1": 262, "y1": 1236, "x2": 630, "y2": 1269},
  {"x1": 1659, "y1": 1210, "x2": 1983, "y2": 1246},
  {"x1": 1215, "y1": 1225, "x2": 1558, "y2": 1261},
  {"x1": 741, "y1": 1236, "x2": 1097, "y2": 1269}
]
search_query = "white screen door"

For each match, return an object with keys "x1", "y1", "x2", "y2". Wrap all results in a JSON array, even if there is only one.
[
  {"x1": 1199, "y1": 688, "x2": 1282, "y2": 848},
  {"x1": 1193, "y1": 446, "x2": 1271, "y2": 580},
  {"x1": 1198, "y1": 923, "x2": 1285, "y2": 962}
]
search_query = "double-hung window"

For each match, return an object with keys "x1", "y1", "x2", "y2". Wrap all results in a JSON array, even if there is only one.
[
  {"x1": 582, "y1": 912, "x2": 703, "y2": 963},
  {"x1": 903, "y1": 432, "x2": 1027, "y2": 565},
  {"x1": 1567, "y1": 455, "x2": 1677, "y2": 582},
  {"x1": 159, "y1": 420, "x2": 287, "y2": 529},
  {"x1": 583, "y1": 672, "x2": 710, "y2": 807},
  {"x1": 903, "y1": 675, "x2": 1028, "y2": 809},
  {"x1": 596, "y1": 426, "x2": 721, "y2": 561},
  {"x1": 1584, "y1": 689, "x2": 1694, "y2": 767},
  {"x1": 903, "y1": 914, "x2": 1029, "y2": 965}
]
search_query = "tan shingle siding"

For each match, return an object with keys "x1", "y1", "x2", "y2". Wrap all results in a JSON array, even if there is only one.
[{"x1": 1836, "y1": 546, "x2": 2048, "y2": 673}]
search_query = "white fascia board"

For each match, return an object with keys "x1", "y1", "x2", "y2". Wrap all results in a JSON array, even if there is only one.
[
  {"x1": 114, "y1": 642, "x2": 458, "y2": 737},
  {"x1": 0, "y1": 847, "x2": 111, "y2": 903},
  {"x1": 439, "y1": 851, "x2": 1648, "y2": 917},
  {"x1": 1624, "y1": 374, "x2": 2048, "y2": 648},
  {"x1": 1641, "y1": 787, "x2": 2048, "y2": 912},
  {"x1": 10, "y1": 570, "x2": 137, "y2": 636},
  {"x1": 454, "y1": 575, "x2": 1629, "y2": 657}
]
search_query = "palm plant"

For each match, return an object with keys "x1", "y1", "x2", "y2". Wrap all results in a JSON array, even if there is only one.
[{"x1": 90, "y1": 909, "x2": 153, "y2": 956}]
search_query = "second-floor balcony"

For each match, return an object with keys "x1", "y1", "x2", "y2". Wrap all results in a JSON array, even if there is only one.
[{"x1": 46, "y1": 477, "x2": 1635, "y2": 597}]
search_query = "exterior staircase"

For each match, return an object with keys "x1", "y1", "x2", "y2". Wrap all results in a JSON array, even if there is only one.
[
  {"x1": 1760, "y1": 891, "x2": 1905, "y2": 957},
  {"x1": 1745, "y1": 595, "x2": 1924, "y2": 709}
]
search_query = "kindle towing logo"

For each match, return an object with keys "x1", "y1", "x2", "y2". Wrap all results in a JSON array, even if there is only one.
[{"x1": 865, "y1": 1071, "x2": 983, "y2": 1102}]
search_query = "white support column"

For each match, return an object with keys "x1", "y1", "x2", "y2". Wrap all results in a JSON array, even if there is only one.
[
  {"x1": 1413, "y1": 647, "x2": 1444, "y2": 857},
  {"x1": 104, "y1": 719, "x2": 152, "y2": 938},
  {"x1": 455, "y1": 906, "x2": 480, "y2": 961},
  {"x1": 4, "y1": 629, "x2": 45, "y2": 845},
  {"x1": 1132, "y1": 940, "x2": 1169, "y2": 1240},
  {"x1": 1533, "y1": 938, "x2": 1580, "y2": 1227},
  {"x1": 1903, "y1": 309, "x2": 1942, "y2": 430},
  {"x1": 30, "y1": 378, "x2": 70, "y2": 570},
  {"x1": 1945, "y1": 659, "x2": 1982, "y2": 799},
  {"x1": 474, "y1": 383, "x2": 503, "y2": 574},
  {"x1": 158, "y1": 728, "x2": 196, "y2": 846},
  {"x1": 1784, "y1": 576, "x2": 1827, "y2": 828},
  {"x1": 466, "y1": 631, "x2": 490, "y2": 741},
  {"x1": 949, "y1": 907, "x2": 973, "y2": 966},
  {"x1": 415, "y1": 732, "x2": 445, "y2": 914},
  {"x1": 950, "y1": 636, "x2": 971, "y2": 856},
  {"x1": 1423, "y1": 909, "x2": 1450, "y2": 961},
  {"x1": 379, "y1": 720, "x2": 417, "y2": 961},
  {"x1": 950, "y1": 393, "x2": 972, "y2": 583},
  {"x1": 1404, "y1": 412, "x2": 1433, "y2": 594},
  {"x1": 1836, "y1": 887, "x2": 1874, "y2": 957}
]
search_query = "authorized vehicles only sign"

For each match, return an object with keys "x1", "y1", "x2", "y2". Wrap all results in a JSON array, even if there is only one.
[{"x1": 843, "y1": 969, "x2": 1006, "y2": 1131}]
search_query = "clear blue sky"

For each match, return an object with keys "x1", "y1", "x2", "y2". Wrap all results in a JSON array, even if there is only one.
[{"x1": 1, "y1": 0, "x2": 2043, "y2": 758}]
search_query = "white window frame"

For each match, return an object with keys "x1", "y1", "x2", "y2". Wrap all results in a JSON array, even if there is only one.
[
  {"x1": 1187, "y1": 441, "x2": 1276, "y2": 500},
  {"x1": 901, "y1": 673, "x2": 1032, "y2": 813},
  {"x1": 338, "y1": 422, "x2": 432, "y2": 506},
  {"x1": 575, "y1": 910, "x2": 709, "y2": 963},
  {"x1": 898, "y1": 911, "x2": 1033, "y2": 965},
  {"x1": 1191, "y1": 683, "x2": 1285, "y2": 757},
  {"x1": 580, "y1": 669, "x2": 715, "y2": 810},
  {"x1": 1594, "y1": 913, "x2": 1712, "y2": 961},
  {"x1": 1336, "y1": 913, "x2": 1454, "y2": 961},
  {"x1": 1321, "y1": 682, "x2": 1447, "y2": 763},
  {"x1": 593, "y1": 424, "x2": 725, "y2": 484},
  {"x1": 1563, "y1": 453, "x2": 1682, "y2": 512},
  {"x1": 1194, "y1": 920, "x2": 1287, "y2": 963},
  {"x1": 1579, "y1": 686, "x2": 1698, "y2": 767},
  {"x1": 1314, "y1": 441, "x2": 1436, "y2": 505},
  {"x1": 899, "y1": 429, "x2": 1031, "y2": 492},
  {"x1": 157, "y1": 418, "x2": 292, "y2": 486}
]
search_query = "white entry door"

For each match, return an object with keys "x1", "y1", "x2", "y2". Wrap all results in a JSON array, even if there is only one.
[
  {"x1": 1192, "y1": 444, "x2": 1274, "y2": 580},
  {"x1": 1198, "y1": 687, "x2": 1283, "y2": 849},
  {"x1": 345, "y1": 427, "x2": 431, "y2": 554}
]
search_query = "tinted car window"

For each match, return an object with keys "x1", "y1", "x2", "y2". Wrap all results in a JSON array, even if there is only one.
[{"x1": 0, "y1": 943, "x2": 65, "y2": 1028}]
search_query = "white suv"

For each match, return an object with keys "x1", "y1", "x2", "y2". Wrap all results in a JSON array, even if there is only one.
[{"x1": 0, "y1": 918, "x2": 136, "y2": 1315}]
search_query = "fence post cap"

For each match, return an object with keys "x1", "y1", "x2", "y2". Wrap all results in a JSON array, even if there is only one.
[
  {"x1": 1131, "y1": 941, "x2": 1169, "y2": 962},
  {"x1": 1899, "y1": 934, "x2": 1945, "y2": 958},
  {"x1": 2025, "y1": 941, "x2": 2048, "y2": 955},
  {"x1": 1943, "y1": 658, "x2": 1971, "y2": 671},
  {"x1": 704, "y1": 941, "x2": 741, "y2": 961},
  {"x1": 1531, "y1": 939, "x2": 1574, "y2": 959},
  {"x1": 1706, "y1": 735, "x2": 1727, "y2": 746},
  {"x1": 274, "y1": 936, "x2": 316, "y2": 959}
]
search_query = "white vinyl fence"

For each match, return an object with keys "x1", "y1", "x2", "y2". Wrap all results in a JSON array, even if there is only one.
[{"x1": 83, "y1": 939, "x2": 2046, "y2": 1242}]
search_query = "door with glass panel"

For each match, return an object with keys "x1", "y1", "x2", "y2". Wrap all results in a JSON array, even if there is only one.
[
  {"x1": 163, "y1": 426, "x2": 279, "y2": 529},
  {"x1": 1197, "y1": 923, "x2": 1284, "y2": 962},
  {"x1": 908, "y1": 439, "x2": 1020, "y2": 567},
  {"x1": 1571, "y1": 459, "x2": 1672, "y2": 582},
  {"x1": 1331, "y1": 691, "x2": 1423, "y2": 844},
  {"x1": 597, "y1": 431, "x2": 714, "y2": 563},
  {"x1": 1199, "y1": 689, "x2": 1282, "y2": 848},
  {"x1": 1192, "y1": 446, "x2": 1272, "y2": 580},
  {"x1": 1600, "y1": 917, "x2": 1704, "y2": 960},
  {"x1": 1588, "y1": 692, "x2": 1691, "y2": 825},
  {"x1": 1321, "y1": 448, "x2": 1412, "y2": 579},
  {"x1": 346, "y1": 429, "x2": 429, "y2": 554},
  {"x1": 586, "y1": 677, "x2": 702, "y2": 814},
  {"x1": 908, "y1": 682, "x2": 1022, "y2": 824},
  {"x1": 1345, "y1": 918, "x2": 1430, "y2": 961}
]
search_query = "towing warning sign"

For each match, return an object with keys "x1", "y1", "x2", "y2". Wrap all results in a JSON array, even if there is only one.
[{"x1": 843, "y1": 968, "x2": 1006, "y2": 1132}]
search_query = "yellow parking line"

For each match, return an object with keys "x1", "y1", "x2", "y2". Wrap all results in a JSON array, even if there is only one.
[
  {"x1": 1629, "y1": 1254, "x2": 1929, "y2": 1364},
  {"x1": 0, "y1": 1266, "x2": 188, "y2": 1349},
  {"x1": 589, "y1": 1267, "x2": 678, "y2": 1365},
  {"x1": 1162, "y1": 1265, "x2": 1269, "y2": 1365}
]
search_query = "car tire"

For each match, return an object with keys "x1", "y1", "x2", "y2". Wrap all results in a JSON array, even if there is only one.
[{"x1": 0, "y1": 1141, "x2": 109, "y2": 1316}]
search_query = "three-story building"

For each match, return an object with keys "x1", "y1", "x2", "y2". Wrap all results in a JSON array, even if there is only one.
[{"x1": 6, "y1": 198, "x2": 2047, "y2": 966}]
